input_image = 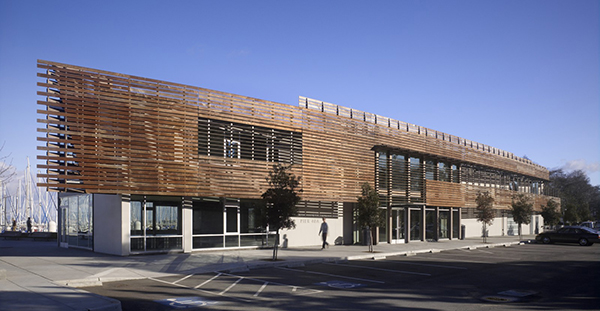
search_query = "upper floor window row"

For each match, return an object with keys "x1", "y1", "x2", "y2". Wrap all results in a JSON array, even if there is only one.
[
  {"x1": 377, "y1": 150, "x2": 544, "y2": 194},
  {"x1": 460, "y1": 164, "x2": 545, "y2": 194},
  {"x1": 198, "y1": 117, "x2": 302, "y2": 165}
]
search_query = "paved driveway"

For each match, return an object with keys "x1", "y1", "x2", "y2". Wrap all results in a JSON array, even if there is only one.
[{"x1": 83, "y1": 243, "x2": 600, "y2": 310}]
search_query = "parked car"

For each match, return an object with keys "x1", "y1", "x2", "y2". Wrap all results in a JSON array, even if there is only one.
[{"x1": 536, "y1": 226, "x2": 600, "y2": 246}]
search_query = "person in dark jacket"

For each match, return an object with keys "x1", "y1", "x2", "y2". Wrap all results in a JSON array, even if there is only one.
[{"x1": 319, "y1": 218, "x2": 329, "y2": 249}]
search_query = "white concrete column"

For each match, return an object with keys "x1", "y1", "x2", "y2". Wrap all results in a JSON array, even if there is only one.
[
  {"x1": 182, "y1": 206, "x2": 193, "y2": 253},
  {"x1": 121, "y1": 199, "x2": 130, "y2": 256}
]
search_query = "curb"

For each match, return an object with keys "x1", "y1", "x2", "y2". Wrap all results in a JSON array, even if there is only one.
[{"x1": 221, "y1": 241, "x2": 527, "y2": 273}]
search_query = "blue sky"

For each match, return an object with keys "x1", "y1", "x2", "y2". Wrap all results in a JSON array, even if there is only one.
[{"x1": 1, "y1": 0, "x2": 598, "y2": 186}]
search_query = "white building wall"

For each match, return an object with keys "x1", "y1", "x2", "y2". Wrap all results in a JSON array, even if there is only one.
[
  {"x1": 279, "y1": 217, "x2": 344, "y2": 248},
  {"x1": 463, "y1": 214, "x2": 544, "y2": 239},
  {"x1": 93, "y1": 194, "x2": 128, "y2": 256}
]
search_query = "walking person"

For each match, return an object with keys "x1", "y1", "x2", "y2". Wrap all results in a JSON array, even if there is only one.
[
  {"x1": 27, "y1": 217, "x2": 32, "y2": 233},
  {"x1": 319, "y1": 218, "x2": 329, "y2": 249},
  {"x1": 11, "y1": 218, "x2": 16, "y2": 231}
]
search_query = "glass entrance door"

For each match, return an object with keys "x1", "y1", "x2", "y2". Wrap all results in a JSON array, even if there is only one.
[
  {"x1": 224, "y1": 203, "x2": 240, "y2": 247},
  {"x1": 60, "y1": 206, "x2": 68, "y2": 247},
  {"x1": 391, "y1": 209, "x2": 405, "y2": 243}
]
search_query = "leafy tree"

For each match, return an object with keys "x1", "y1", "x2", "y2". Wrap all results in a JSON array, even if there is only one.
[
  {"x1": 549, "y1": 169, "x2": 596, "y2": 224},
  {"x1": 589, "y1": 186, "x2": 600, "y2": 223},
  {"x1": 540, "y1": 199, "x2": 561, "y2": 229},
  {"x1": 475, "y1": 191, "x2": 495, "y2": 243},
  {"x1": 562, "y1": 203, "x2": 579, "y2": 225},
  {"x1": 511, "y1": 193, "x2": 533, "y2": 240},
  {"x1": 357, "y1": 182, "x2": 384, "y2": 252},
  {"x1": 261, "y1": 164, "x2": 301, "y2": 260}
]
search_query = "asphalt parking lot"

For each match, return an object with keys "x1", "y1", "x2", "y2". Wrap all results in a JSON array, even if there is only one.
[{"x1": 83, "y1": 243, "x2": 600, "y2": 310}]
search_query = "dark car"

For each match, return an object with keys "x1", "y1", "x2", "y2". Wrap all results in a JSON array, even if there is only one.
[{"x1": 536, "y1": 226, "x2": 600, "y2": 246}]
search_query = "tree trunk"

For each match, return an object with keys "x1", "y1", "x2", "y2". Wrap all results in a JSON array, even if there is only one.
[
  {"x1": 518, "y1": 224, "x2": 522, "y2": 241},
  {"x1": 272, "y1": 230, "x2": 279, "y2": 261},
  {"x1": 368, "y1": 226, "x2": 374, "y2": 253},
  {"x1": 482, "y1": 223, "x2": 487, "y2": 243}
]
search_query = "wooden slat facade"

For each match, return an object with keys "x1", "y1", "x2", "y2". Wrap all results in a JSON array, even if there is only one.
[{"x1": 37, "y1": 60, "x2": 558, "y2": 211}]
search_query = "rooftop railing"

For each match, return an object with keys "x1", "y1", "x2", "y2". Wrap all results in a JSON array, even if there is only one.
[{"x1": 299, "y1": 96, "x2": 545, "y2": 170}]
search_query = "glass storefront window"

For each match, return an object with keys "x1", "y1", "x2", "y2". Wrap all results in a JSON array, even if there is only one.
[
  {"x1": 392, "y1": 208, "x2": 405, "y2": 240},
  {"x1": 60, "y1": 193, "x2": 93, "y2": 250},
  {"x1": 439, "y1": 210, "x2": 450, "y2": 239},
  {"x1": 192, "y1": 198, "x2": 271, "y2": 250},
  {"x1": 145, "y1": 205, "x2": 154, "y2": 233},
  {"x1": 425, "y1": 210, "x2": 436, "y2": 241},
  {"x1": 226, "y1": 206, "x2": 238, "y2": 233},
  {"x1": 453, "y1": 209, "x2": 460, "y2": 239},
  {"x1": 130, "y1": 201, "x2": 142, "y2": 236},
  {"x1": 378, "y1": 209, "x2": 388, "y2": 243},
  {"x1": 193, "y1": 200, "x2": 223, "y2": 234},
  {"x1": 129, "y1": 195, "x2": 182, "y2": 252},
  {"x1": 410, "y1": 209, "x2": 422, "y2": 241},
  {"x1": 240, "y1": 200, "x2": 263, "y2": 233},
  {"x1": 193, "y1": 236, "x2": 224, "y2": 249},
  {"x1": 156, "y1": 205, "x2": 179, "y2": 234}
]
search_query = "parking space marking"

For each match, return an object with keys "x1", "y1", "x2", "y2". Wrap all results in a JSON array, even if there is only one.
[
  {"x1": 149, "y1": 276, "x2": 252, "y2": 303},
  {"x1": 218, "y1": 272, "x2": 323, "y2": 297},
  {"x1": 443, "y1": 251, "x2": 516, "y2": 260},
  {"x1": 277, "y1": 266, "x2": 385, "y2": 284},
  {"x1": 416, "y1": 256, "x2": 494, "y2": 264},
  {"x1": 324, "y1": 262, "x2": 431, "y2": 276},
  {"x1": 173, "y1": 273, "x2": 194, "y2": 284},
  {"x1": 219, "y1": 277, "x2": 243, "y2": 295},
  {"x1": 195, "y1": 272, "x2": 222, "y2": 289},
  {"x1": 150, "y1": 272, "x2": 322, "y2": 301},
  {"x1": 253, "y1": 282, "x2": 268, "y2": 297},
  {"x1": 389, "y1": 261, "x2": 468, "y2": 270}
]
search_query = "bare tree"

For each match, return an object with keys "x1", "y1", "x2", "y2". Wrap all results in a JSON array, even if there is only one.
[
  {"x1": 476, "y1": 191, "x2": 495, "y2": 243},
  {"x1": 0, "y1": 142, "x2": 16, "y2": 184}
]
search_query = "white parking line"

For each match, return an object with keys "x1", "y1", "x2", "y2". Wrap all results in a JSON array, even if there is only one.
[
  {"x1": 392, "y1": 261, "x2": 468, "y2": 270},
  {"x1": 173, "y1": 273, "x2": 194, "y2": 284},
  {"x1": 324, "y1": 262, "x2": 431, "y2": 276},
  {"x1": 443, "y1": 251, "x2": 515, "y2": 261},
  {"x1": 219, "y1": 277, "x2": 244, "y2": 295},
  {"x1": 418, "y1": 256, "x2": 494, "y2": 264},
  {"x1": 253, "y1": 282, "x2": 268, "y2": 297},
  {"x1": 219, "y1": 272, "x2": 323, "y2": 297},
  {"x1": 194, "y1": 272, "x2": 222, "y2": 289},
  {"x1": 277, "y1": 267, "x2": 385, "y2": 284},
  {"x1": 149, "y1": 276, "x2": 252, "y2": 303}
]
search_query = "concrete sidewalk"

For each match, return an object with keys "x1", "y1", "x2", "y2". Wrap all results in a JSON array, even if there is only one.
[{"x1": 0, "y1": 235, "x2": 535, "y2": 311}]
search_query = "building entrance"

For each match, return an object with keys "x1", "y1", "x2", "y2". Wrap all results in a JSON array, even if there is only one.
[{"x1": 391, "y1": 209, "x2": 405, "y2": 243}]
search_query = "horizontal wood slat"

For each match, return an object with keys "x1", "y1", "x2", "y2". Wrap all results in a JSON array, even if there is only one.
[{"x1": 37, "y1": 60, "x2": 555, "y2": 207}]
